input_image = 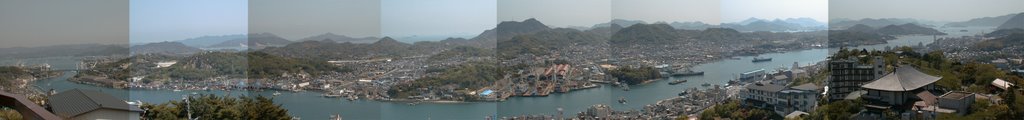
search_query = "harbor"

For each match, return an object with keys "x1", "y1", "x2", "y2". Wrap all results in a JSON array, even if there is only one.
[{"x1": 20, "y1": 48, "x2": 827, "y2": 119}]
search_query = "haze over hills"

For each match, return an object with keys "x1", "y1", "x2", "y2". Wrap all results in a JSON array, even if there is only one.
[
  {"x1": 875, "y1": 23, "x2": 947, "y2": 35},
  {"x1": 974, "y1": 29, "x2": 1024, "y2": 51},
  {"x1": 0, "y1": 44, "x2": 128, "y2": 59},
  {"x1": 830, "y1": 18, "x2": 939, "y2": 29},
  {"x1": 173, "y1": 34, "x2": 247, "y2": 48},
  {"x1": 587, "y1": 18, "x2": 825, "y2": 32},
  {"x1": 129, "y1": 41, "x2": 202, "y2": 55},
  {"x1": 592, "y1": 19, "x2": 647, "y2": 28},
  {"x1": 122, "y1": 17, "x2": 834, "y2": 61},
  {"x1": 985, "y1": 28, "x2": 1024, "y2": 37},
  {"x1": 997, "y1": 13, "x2": 1024, "y2": 30},
  {"x1": 945, "y1": 13, "x2": 1019, "y2": 27},
  {"x1": 297, "y1": 33, "x2": 379, "y2": 44},
  {"x1": 205, "y1": 33, "x2": 292, "y2": 49},
  {"x1": 720, "y1": 17, "x2": 826, "y2": 32},
  {"x1": 668, "y1": 21, "x2": 715, "y2": 30},
  {"x1": 827, "y1": 23, "x2": 944, "y2": 47}
]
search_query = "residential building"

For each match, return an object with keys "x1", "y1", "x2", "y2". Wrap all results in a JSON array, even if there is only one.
[
  {"x1": 991, "y1": 78, "x2": 1015, "y2": 92},
  {"x1": 826, "y1": 56, "x2": 885, "y2": 101},
  {"x1": 741, "y1": 82, "x2": 822, "y2": 116},
  {"x1": 937, "y1": 91, "x2": 975, "y2": 115}
]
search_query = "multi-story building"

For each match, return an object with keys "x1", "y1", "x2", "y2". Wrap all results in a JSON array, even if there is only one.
[
  {"x1": 741, "y1": 82, "x2": 822, "y2": 116},
  {"x1": 826, "y1": 56, "x2": 885, "y2": 101}
]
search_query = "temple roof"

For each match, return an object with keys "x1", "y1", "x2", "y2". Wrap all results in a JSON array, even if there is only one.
[{"x1": 861, "y1": 65, "x2": 941, "y2": 91}]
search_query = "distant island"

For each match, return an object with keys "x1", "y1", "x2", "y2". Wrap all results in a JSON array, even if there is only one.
[{"x1": 828, "y1": 23, "x2": 945, "y2": 47}]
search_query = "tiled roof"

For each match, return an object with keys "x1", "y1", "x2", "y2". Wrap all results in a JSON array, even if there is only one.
[
  {"x1": 47, "y1": 89, "x2": 140, "y2": 118},
  {"x1": 991, "y1": 78, "x2": 1014, "y2": 90},
  {"x1": 791, "y1": 83, "x2": 821, "y2": 91},
  {"x1": 861, "y1": 65, "x2": 941, "y2": 91},
  {"x1": 746, "y1": 82, "x2": 785, "y2": 92}
]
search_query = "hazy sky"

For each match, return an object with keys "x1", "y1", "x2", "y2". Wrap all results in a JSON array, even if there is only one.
[
  {"x1": 249, "y1": 0, "x2": 380, "y2": 40},
  {"x1": 130, "y1": 0, "x2": 247, "y2": 44},
  {"x1": 612, "y1": 0, "x2": 721, "y2": 24},
  {"x1": 831, "y1": 0, "x2": 1024, "y2": 22},
  {"x1": 722, "y1": 0, "x2": 828, "y2": 23},
  {"x1": 382, "y1": 0, "x2": 496, "y2": 38},
  {"x1": 0, "y1": 0, "x2": 127, "y2": 48},
  {"x1": 498, "y1": 0, "x2": 611, "y2": 28}
]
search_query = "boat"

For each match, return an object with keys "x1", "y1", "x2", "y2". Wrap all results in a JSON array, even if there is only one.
[
  {"x1": 752, "y1": 57, "x2": 772, "y2": 62},
  {"x1": 671, "y1": 69, "x2": 704, "y2": 76},
  {"x1": 273, "y1": 91, "x2": 282, "y2": 96},
  {"x1": 677, "y1": 90, "x2": 689, "y2": 96},
  {"x1": 618, "y1": 97, "x2": 627, "y2": 104},
  {"x1": 668, "y1": 80, "x2": 687, "y2": 85}
]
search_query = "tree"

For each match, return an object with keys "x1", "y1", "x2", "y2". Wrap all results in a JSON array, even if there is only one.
[
  {"x1": 140, "y1": 95, "x2": 291, "y2": 120},
  {"x1": 607, "y1": 66, "x2": 662, "y2": 85}
]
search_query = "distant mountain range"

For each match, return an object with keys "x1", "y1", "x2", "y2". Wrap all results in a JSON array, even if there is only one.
[
  {"x1": 129, "y1": 41, "x2": 202, "y2": 55},
  {"x1": 297, "y1": 33, "x2": 379, "y2": 43},
  {"x1": 0, "y1": 44, "x2": 128, "y2": 59},
  {"x1": 875, "y1": 23, "x2": 947, "y2": 35},
  {"x1": 592, "y1": 19, "x2": 647, "y2": 28},
  {"x1": 668, "y1": 21, "x2": 715, "y2": 30},
  {"x1": 997, "y1": 13, "x2": 1024, "y2": 30},
  {"x1": 174, "y1": 34, "x2": 247, "y2": 48},
  {"x1": 985, "y1": 28, "x2": 1024, "y2": 37},
  {"x1": 719, "y1": 18, "x2": 826, "y2": 32},
  {"x1": 133, "y1": 17, "x2": 832, "y2": 59},
  {"x1": 827, "y1": 23, "x2": 945, "y2": 47},
  {"x1": 974, "y1": 29, "x2": 1024, "y2": 51},
  {"x1": 830, "y1": 18, "x2": 939, "y2": 29},
  {"x1": 588, "y1": 18, "x2": 825, "y2": 32},
  {"x1": 945, "y1": 13, "x2": 1019, "y2": 27},
  {"x1": 205, "y1": 33, "x2": 292, "y2": 49}
]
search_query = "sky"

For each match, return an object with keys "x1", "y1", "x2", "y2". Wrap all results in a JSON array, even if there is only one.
[
  {"x1": 382, "y1": 0, "x2": 496, "y2": 39},
  {"x1": 612, "y1": 0, "x2": 721, "y2": 24},
  {"x1": 830, "y1": 0, "x2": 1024, "y2": 22},
  {"x1": 130, "y1": 0, "x2": 248, "y2": 44},
  {"x1": 498, "y1": 0, "x2": 611, "y2": 28},
  {"x1": 0, "y1": 0, "x2": 127, "y2": 48},
  {"x1": 8, "y1": 0, "x2": 1024, "y2": 48},
  {"x1": 722, "y1": 0, "x2": 828, "y2": 23},
  {"x1": 249, "y1": 0, "x2": 380, "y2": 40}
]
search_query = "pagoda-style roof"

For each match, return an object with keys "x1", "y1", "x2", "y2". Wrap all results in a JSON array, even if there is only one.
[{"x1": 861, "y1": 65, "x2": 941, "y2": 91}]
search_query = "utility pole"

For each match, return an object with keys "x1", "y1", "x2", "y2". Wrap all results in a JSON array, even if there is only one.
[{"x1": 185, "y1": 95, "x2": 195, "y2": 120}]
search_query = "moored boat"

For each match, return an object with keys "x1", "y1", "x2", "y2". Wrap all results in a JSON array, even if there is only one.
[
  {"x1": 668, "y1": 79, "x2": 687, "y2": 85},
  {"x1": 752, "y1": 57, "x2": 772, "y2": 62}
]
